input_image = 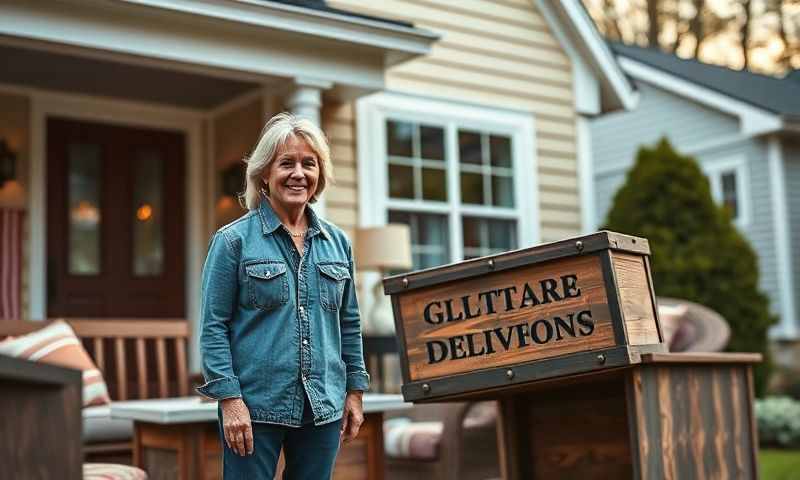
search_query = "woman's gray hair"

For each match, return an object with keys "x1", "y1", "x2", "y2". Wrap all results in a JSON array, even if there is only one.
[{"x1": 242, "y1": 112, "x2": 333, "y2": 210}]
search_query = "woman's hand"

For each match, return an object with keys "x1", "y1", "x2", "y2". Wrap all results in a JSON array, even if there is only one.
[
  {"x1": 221, "y1": 397, "x2": 254, "y2": 456},
  {"x1": 340, "y1": 390, "x2": 364, "y2": 443}
]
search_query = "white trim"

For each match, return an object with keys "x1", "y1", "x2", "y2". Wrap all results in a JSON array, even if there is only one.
[
  {"x1": 15, "y1": 84, "x2": 210, "y2": 365},
  {"x1": 0, "y1": 2, "x2": 390, "y2": 93},
  {"x1": 116, "y1": 0, "x2": 438, "y2": 59},
  {"x1": 536, "y1": 0, "x2": 600, "y2": 116},
  {"x1": 768, "y1": 136, "x2": 798, "y2": 339},
  {"x1": 700, "y1": 155, "x2": 751, "y2": 229},
  {"x1": 577, "y1": 116, "x2": 596, "y2": 233},
  {"x1": 356, "y1": 90, "x2": 539, "y2": 246},
  {"x1": 618, "y1": 58, "x2": 783, "y2": 136},
  {"x1": 536, "y1": 0, "x2": 637, "y2": 112}
]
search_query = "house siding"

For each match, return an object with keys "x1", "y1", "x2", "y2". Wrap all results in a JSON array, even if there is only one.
[
  {"x1": 784, "y1": 139, "x2": 800, "y2": 333},
  {"x1": 591, "y1": 80, "x2": 781, "y2": 319},
  {"x1": 593, "y1": 82, "x2": 739, "y2": 228},
  {"x1": 322, "y1": 101, "x2": 358, "y2": 241},
  {"x1": 328, "y1": 0, "x2": 580, "y2": 242}
]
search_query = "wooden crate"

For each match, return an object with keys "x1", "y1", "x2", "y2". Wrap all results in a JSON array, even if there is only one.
[{"x1": 383, "y1": 231, "x2": 667, "y2": 402}]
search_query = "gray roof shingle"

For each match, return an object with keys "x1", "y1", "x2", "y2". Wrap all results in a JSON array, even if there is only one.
[{"x1": 611, "y1": 42, "x2": 800, "y2": 116}]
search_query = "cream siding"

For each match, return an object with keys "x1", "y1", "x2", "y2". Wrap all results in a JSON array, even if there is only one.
[
  {"x1": 329, "y1": 0, "x2": 580, "y2": 243},
  {"x1": 322, "y1": 101, "x2": 359, "y2": 240}
]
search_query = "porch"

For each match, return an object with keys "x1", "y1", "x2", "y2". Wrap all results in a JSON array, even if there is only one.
[{"x1": 0, "y1": 0, "x2": 436, "y2": 367}]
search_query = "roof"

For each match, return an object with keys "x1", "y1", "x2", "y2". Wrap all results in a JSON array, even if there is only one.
[
  {"x1": 268, "y1": 0, "x2": 413, "y2": 28},
  {"x1": 611, "y1": 42, "x2": 800, "y2": 116}
]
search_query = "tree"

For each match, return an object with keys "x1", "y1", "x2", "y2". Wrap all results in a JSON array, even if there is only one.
[
  {"x1": 583, "y1": 0, "x2": 800, "y2": 73},
  {"x1": 604, "y1": 139, "x2": 776, "y2": 395}
]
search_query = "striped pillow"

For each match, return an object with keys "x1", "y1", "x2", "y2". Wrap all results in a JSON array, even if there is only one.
[{"x1": 0, "y1": 320, "x2": 111, "y2": 407}]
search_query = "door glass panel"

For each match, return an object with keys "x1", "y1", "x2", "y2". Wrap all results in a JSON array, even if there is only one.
[
  {"x1": 68, "y1": 144, "x2": 101, "y2": 275},
  {"x1": 133, "y1": 150, "x2": 165, "y2": 276}
]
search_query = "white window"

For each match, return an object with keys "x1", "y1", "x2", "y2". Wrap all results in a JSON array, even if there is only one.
[
  {"x1": 357, "y1": 92, "x2": 539, "y2": 271},
  {"x1": 702, "y1": 156, "x2": 749, "y2": 228}
]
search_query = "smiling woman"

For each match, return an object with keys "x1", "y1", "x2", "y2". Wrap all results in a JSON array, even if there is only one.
[{"x1": 197, "y1": 112, "x2": 370, "y2": 479}]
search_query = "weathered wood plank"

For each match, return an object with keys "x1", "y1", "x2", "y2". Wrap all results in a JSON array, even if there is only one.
[
  {"x1": 398, "y1": 254, "x2": 616, "y2": 381},
  {"x1": 611, "y1": 252, "x2": 660, "y2": 346}
]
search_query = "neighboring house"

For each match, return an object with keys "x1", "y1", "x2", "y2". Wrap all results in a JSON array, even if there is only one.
[
  {"x1": 590, "y1": 42, "x2": 800, "y2": 341},
  {"x1": 0, "y1": 0, "x2": 634, "y2": 369}
]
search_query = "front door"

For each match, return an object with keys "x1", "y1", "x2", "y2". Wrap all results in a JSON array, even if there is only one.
[{"x1": 47, "y1": 118, "x2": 185, "y2": 317}]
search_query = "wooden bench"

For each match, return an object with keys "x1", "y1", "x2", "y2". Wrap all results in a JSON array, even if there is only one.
[{"x1": 0, "y1": 318, "x2": 192, "y2": 462}]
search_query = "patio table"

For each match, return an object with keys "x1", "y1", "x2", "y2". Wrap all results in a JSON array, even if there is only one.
[{"x1": 111, "y1": 393, "x2": 410, "y2": 480}]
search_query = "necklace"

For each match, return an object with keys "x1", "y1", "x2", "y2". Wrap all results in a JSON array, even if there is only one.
[{"x1": 285, "y1": 226, "x2": 307, "y2": 238}]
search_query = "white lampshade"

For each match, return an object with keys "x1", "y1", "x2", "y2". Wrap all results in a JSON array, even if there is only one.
[{"x1": 355, "y1": 224, "x2": 412, "y2": 271}]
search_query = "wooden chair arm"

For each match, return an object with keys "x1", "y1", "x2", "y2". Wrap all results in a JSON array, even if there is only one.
[{"x1": 435, "y1": 402, "x2": 474, "y2": 480}]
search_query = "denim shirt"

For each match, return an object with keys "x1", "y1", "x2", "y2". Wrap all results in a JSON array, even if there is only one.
[{"x1": 197, "y1": 197, "x2": 370, "y2": 427}]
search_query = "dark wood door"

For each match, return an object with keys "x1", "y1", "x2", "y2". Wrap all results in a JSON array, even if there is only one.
[{"x1": 47, "y1": 118, "x2": 185, "y2": 317}]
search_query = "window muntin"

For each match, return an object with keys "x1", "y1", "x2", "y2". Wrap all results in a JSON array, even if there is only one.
[
  {"x1": 387, "y1": 120, "x2": 447, "y2": 203},
  {"x1": 462, "y1": 217, "x2": 517, "y2": 260},
  {"x1": 388, "y1": 211, "x2": 449, "y2": 270},
  {"x1": 386, "y1": 119, "x2": 519, "y2": 271},
  {"x1": 458, "y1": 130, "x2": 514, "y2": 208}
]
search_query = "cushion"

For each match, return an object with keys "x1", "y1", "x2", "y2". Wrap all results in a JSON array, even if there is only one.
[
  {"x1": 384, "y1": 401, "x2": 499, "y2": 461},
  {"x1": 83, "y1": 405, "x2": 134, "y2": 444},
  {"x1": 0, "y1": 320, "x2": 111, "y2": 406},
  {"x1": 83, "y1": 463, "x2": 148, "y2": 480},
  {"x1": 383, "y1": 417, "x2": 443, "y2": 461}
]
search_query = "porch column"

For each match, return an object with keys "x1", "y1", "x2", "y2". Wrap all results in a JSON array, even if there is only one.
[{"x1": 286, "y1": 79, "x2": 332, "y2": 218}]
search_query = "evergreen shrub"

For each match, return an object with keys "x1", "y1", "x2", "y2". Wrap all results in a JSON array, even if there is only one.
[{"x1": 604, "y1": 139, "x2": 775, "y2": 395}]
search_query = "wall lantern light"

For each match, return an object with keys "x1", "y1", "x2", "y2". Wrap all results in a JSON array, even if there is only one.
[
  {"x1": 0, "y1": 139, "x2": 17, "y2": 188},
  {"x1": 221, "y1": 162, "x2": 245, "y2": 198}
]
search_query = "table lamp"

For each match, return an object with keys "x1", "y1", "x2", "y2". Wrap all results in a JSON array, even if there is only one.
[{"x1": 355, "y1": 224, "x2": 412, "y2": 335}]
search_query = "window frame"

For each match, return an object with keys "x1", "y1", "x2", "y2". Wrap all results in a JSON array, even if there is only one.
[
  {"x1": 357, "y1": 92, "x2": 539, "y2": 266},
  {"x1": 702, "y1": 155, "x2": 750, "y2": 229}
]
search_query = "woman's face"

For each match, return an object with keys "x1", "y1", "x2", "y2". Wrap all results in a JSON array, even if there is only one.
[{"x1": 263, "y1": 135, "x2": 320, "y2": 211}]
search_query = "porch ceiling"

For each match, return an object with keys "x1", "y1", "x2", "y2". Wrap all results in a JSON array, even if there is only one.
[
  {"x1": 0, "y1": 43, "x2": 261, "y2": 109},
  {"x1": 0, "y1": 0, "x2": 438, "y2": 101}
]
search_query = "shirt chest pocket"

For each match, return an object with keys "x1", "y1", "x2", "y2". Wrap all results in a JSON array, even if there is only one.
[
  {"x1": 317, "y1": 262, "x2": 350, "y2": 311},
  {"x1": 245, "y1": 261, "x2": 289, "y2": 311}
]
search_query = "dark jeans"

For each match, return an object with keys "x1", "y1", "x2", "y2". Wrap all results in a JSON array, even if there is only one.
[{"x1": 219, "y1": 396, "x2": 342, "y2": 479}]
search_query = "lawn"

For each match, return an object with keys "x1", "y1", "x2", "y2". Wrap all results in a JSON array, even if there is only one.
[{"x1": 761, "y1": 449, "x2": 800, "y2": 480}]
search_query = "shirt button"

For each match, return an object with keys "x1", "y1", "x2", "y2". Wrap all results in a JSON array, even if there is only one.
[
  {"x1": 302, "y1": 339, "x2": 308, "y2": 346},
  {"x1": 299, "y1": 306, "x2": 304, "y2": 313}
]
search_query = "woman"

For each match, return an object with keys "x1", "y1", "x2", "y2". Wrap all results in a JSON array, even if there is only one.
[{"x1": 197, "y1": 112, "x2": 370, "y2": 479}]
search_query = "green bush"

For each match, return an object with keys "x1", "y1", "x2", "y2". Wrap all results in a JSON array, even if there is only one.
[
  {"x1": 756, "y1": 397, "x2": 800, "y2": 448},
  {"x1": 604, "y1": 138, "x2": 775, "y2": 395}
]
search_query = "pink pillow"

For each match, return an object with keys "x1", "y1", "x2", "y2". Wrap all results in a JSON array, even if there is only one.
[{"x1": 0, "y1": 320, "x2": 111, "y2": 406}]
